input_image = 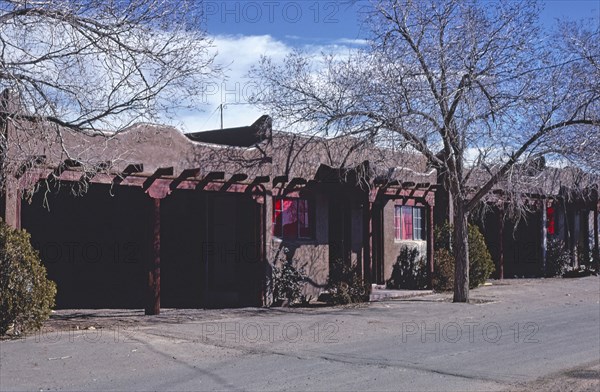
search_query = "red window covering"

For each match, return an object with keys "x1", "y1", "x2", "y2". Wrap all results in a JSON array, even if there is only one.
[
  {"x1": 273, "y1": 199, "x2": 283, "y2": 237},
  {"x1": 394, "y1": 207, "x2": 402, "y2": 240},
  {"x1": 547, "y1": 206, "x2": 555, "y2": 235},
  {"x1": 402, "y1": 206, "x2": 413, "y2": 240},
  {"x1": 282, "y1": 199, "x2": 297, "y2": 238},
  {"x1": 272, "y1": 198, "x2": 313, "y2": 239}
]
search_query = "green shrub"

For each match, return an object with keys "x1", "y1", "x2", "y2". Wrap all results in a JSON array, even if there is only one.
[
  {"x1": 327, "y1": 258, "x2": 370, "y2": 305},
  {"x1": 0, "y1": 220, "x2": 56, "y2": 335},
  {"x1": 269, "y1": 249, "x2": 307, "y2": 306},
  {"x1": 468, "y1": 224, "x2": 496, "y2": 288},
  {"x1": 271, "y1": 262, "x2": 307, "y2": 306},
  {"x1": 433, "y1": 222, "x2": 495, "y2": 291},
  {"x1": 545, "y1": 238, "x2": 571, "y2": 277},
  {"x1": 386, "y1": 246, "x2": 428, "y2": 289},
  {"x1": 432, "y1": 248, "x2": 455, "y2": 291}
]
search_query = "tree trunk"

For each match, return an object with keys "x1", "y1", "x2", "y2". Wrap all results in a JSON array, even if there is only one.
[{"x1": 453, "y1": 199, "x2": 469, "y2": 303}]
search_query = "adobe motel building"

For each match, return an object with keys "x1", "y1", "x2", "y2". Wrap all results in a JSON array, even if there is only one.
[{"x1": 1, "y1": 114, "x2": 439, "y2": 313}]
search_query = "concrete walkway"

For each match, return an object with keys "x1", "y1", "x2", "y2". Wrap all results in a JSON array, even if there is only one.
[{"x1": 369, "y1": 284, "x2": 433, "y2": 301}]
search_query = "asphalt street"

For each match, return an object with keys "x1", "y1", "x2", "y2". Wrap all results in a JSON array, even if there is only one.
[{"x1": 1, "y1": 276, "x2": 599, "y2": 391}]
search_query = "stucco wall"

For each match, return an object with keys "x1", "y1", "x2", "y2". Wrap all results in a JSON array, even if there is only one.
[
  {"x1": 381, "y1": 200, "x2": 427, "y2": 282},
  {"x1": 272, "y1": 192, "x2": 330, "y2": 300}
]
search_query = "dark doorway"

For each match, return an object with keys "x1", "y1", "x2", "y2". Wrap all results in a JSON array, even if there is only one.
[
  {"x1": 160, "y1": 190, "x2": 205, "y2": 308},
  {"x1": 203, "y1": 193, "x2": 263, "y2": 307},
  {"x1": 329, "y1": 195, "x2": 352, "y2": 267},
  {"x1": 371, "y1": 201, "x2": 385, "y2": 284},
  {"x1": 21, "y1": 183, "x2": 149, "y2": 309}
]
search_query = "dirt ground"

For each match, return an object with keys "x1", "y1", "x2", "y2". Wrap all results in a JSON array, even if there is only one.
[{"x1": 507, "y1": 362, "x2": 600, "y2": 392}]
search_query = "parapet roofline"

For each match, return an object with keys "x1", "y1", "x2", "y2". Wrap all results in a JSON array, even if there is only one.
[{"x1": 185, "y1": 115, "x2": 272, "y2": 147}]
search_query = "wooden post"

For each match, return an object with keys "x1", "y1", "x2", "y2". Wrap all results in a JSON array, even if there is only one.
[
  {"x1": 594, "y1": 204, "x2": 599, "y2": 264},
  {"x1": 363, "y1": 199, "x2": 373, "y2": 284},
  {"x1": 4, "y1": 183, "x2": 21, "y2": 230},
  {"x1": 498, "y1": 207, "x2": 504, "y2": 280},
  {"x1": 572, "y1": 208, "x2": 580, "y2": 268},
  {"x1": 262, "y1": 190, "x2": 273, "y2": 306},
  {"x1": 145, "y1": 197, "x2": 161, "y2": 315},
  {"x1": 427, "y1": 203, "x2": 435, "y2": 289},
  {"x1": 541, "y1": 201, "x2": 547, "y2": 276}
]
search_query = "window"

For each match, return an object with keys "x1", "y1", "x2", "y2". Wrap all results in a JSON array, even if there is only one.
[
  {"x1": 413, "y1": 207, "x2": 424, "y2": 240},
  {"x1": 395, "y1": 205, "x2": 425, "y2": 240},
  {"x1": 273, "y1": 198, "x2": 314, "y2": 239}
]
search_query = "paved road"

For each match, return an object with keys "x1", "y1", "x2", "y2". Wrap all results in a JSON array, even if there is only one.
[{"x1": 1, "y1": 277, "x2": 599, "y2": 391}]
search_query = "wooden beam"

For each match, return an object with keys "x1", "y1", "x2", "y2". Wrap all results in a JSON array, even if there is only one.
[
  {"x1": 195, "y1": 171, "x2": 225, "y2": 190},
  {"x1": 170, "y1": 168, "x2": 201, "y2": 191},
  {"x1": 142, "y1": 167, "x2": 174, "y2": 190},
  {"x1": 286, "y1": 177, "x2": 307, "y2": 189},
  {"x1": 145, "y1": 198, "x2": 161, "y2": 315},
  {"x1": 113, "y1": 164, "x2": 144, "y2": 185},
  {"x1": 245, "y1": 176, "x2": 270, "y2": 197},
  {"x1": 229, "y1": 173, "x2": 248, "y2": 182},
  {"x1": 220, "y1": 173, "x2": 248, "y2": 192},
  {"x1": 253, "y1": 175, "x2": 270, "y2": 184},
  {"x1": 272, "y1": 175, "x2": 288, "y2": 187},
  {"x1": 47, "y1": 159, "x2": 81, "y2": 181},
  {"x1": 78, "y1": 161, "x2": 111, "y2": 183},
  {"x1": 15, "y1": 155, "x2": 46, "y2": 179}
]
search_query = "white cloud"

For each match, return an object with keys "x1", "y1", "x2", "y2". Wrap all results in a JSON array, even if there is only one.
[
  {"x1": 333, "y1": 38, "x2": 369, "y2": 46},
  {"x1": 172, "y1": 34, "x2": 291, "y2": 133},
  {"x1": 169, "y1": 34, "x2": 362, "y2": 133}
]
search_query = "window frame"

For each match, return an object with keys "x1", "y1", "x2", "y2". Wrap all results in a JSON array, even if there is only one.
[
  {"x1": 272, "y1": 197, "x2": 315, "y2": 240},
  {"x1": 394, "y1": 205, "x2": 426, "y2": 241}
]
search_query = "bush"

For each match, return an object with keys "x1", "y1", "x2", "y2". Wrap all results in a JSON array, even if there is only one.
[
  {"x1": 0, "y1": 221, "x2": 56, "y2": 335},
  {"x1": 432, "y1": 248, "x2": 455, "y2": 291},
  {"x1": 270, "y1": 249, "x2": 307, "y2": 306},
  {"x1": 433, "y1": 222, "x2": 495, "y2": 291},
  {"x1": 386, "y1": 246, "x2": 428, "y2": 290},
  {"x1": 468, "y1": 224, "x2": 496, "y2": 288},
  {"x1": 545, "y1": 238, "x2": 571, "y2": 277},
  {"x1": 592, "y1": 251, "x2": 600, "y2": 274},
  {"x1": 271, "y1": 262, "x2": 307, "y2": 306},
  {"x1": 326, "y1": 258, "x2": 370, "y2": 305}
]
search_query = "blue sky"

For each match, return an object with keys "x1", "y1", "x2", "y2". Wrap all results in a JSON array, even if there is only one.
[
  {"x1": 177, "y1": 1, "x2": 600, "y2": 133},
  {"x1": 203, "y1": 1, "x2": 599, "y2": 44}
]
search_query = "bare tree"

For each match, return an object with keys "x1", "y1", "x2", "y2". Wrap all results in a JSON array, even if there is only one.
[
  {"x1": 250, "y1": 0, "x2": 600, "y2": 302},
  {"x1": 0, "y1": 0, "x2": 219, "y2": 181}
]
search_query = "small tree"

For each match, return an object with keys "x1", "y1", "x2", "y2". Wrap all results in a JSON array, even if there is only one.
[{"x1": 0, "y1": 220, "x2": 56, "y2": 335}]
